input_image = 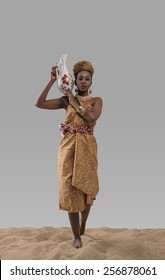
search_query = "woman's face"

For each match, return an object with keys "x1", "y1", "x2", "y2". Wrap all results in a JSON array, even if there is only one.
[{"x1": 76, "y1": 70, "x2": 92, "y2": 93}]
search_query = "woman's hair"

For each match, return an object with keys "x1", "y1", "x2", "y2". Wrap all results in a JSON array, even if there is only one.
[{"x1": 73, "y1": 61, "x2": 94, "y2": 78}]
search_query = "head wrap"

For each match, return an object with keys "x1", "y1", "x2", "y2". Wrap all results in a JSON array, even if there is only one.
[{"x1": 73, "y1": 61, "x2": 94, "y2": 78}]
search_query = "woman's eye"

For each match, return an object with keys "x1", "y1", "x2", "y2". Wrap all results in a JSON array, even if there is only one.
[{"x1": 78, "y1": 76, "x2": 91, "y2": 81}]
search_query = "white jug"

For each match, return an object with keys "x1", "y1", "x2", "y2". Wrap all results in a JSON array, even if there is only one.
[{"x1": 56, "y1": 54, "x2": 74, "y2": 94}]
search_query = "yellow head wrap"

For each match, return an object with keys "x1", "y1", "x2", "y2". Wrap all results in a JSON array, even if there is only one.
[{"x1": 73, "y1": 61, "x2": 94, "y2": 78}]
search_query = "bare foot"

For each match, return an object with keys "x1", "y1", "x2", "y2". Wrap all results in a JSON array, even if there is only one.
[
  {"x1": 74, "y1": 237, "x2": 82, "y2": 249},
  {"x1": 80, "y1": 222, "x2": 86, "y2": 235}
]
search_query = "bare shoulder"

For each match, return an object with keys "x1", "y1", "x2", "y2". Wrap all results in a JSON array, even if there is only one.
[
  {"x1": 92, "y1": 96, "x2": 103, "y2": 101},
  {"x1": 92, "y1": 96, "x2": 103, "y2": 106}
]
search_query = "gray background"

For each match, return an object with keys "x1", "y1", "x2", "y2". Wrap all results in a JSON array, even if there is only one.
[{"x1": 0, "y1": 0, "x2": 164, "y2": 229}]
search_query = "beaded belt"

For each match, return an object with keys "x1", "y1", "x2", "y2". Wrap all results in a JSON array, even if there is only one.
[{"x1": 59, "y1": 123, "x2": 94, "y2": 136}]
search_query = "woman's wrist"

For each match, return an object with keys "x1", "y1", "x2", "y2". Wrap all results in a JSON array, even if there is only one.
[
  {"x1": 76, "y1": 105, "x2": 86, "y2": 116},
  {"x1": 49, "y1": 78, "x2": 56, "y2": 85}
]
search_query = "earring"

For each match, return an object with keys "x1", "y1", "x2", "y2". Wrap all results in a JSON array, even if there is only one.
[
  {"x1": 74, "y1": 85, "x2": 79, "y2": 93},
  {"x1": 88, "y1": 87, "x2": 92, "y2": 94}
]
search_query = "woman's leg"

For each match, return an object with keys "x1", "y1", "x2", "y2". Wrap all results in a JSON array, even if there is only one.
[
  {"x1": 80, "y1": 206, "x2": 91, "y2": 235},
  {"x1": 68, "y1": 212, "x2": 82, "y2": 248}
]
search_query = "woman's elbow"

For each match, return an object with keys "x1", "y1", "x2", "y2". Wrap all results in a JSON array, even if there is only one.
[
  {"x1": 35, "y1": 103, "x2": 40, "y2": 108},
  {"x1": 35, "y1": 101, "x2": 44, "y2": 108},
  {"x1": 85, "y1": 114, "x2": 96, "y2": 122}
]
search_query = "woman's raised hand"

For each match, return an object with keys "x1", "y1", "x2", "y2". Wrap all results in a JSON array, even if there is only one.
[{"x1": 51, "y1": 66, "x2": 57, "y2": 82}]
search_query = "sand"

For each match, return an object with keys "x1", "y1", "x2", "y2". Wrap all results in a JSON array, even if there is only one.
[{"x1": 0, "y1": 227, "x2": 165, "y2": 260}]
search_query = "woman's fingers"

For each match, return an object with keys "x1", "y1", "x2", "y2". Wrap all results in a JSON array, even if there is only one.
[{"x1": 51, "y1": 66, "x2": 57, "y2": 77}]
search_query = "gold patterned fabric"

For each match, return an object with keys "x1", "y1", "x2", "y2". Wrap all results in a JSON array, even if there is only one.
[{"x1": 58, "y1": 103, "x2": 99, "y2": 212}]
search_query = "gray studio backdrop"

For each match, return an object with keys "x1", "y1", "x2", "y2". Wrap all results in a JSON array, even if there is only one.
[{"x1": 0, "y1": 0, "x2": 165, "y2": 228}]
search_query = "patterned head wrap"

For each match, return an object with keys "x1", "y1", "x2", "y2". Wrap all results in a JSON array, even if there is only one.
[{"x1": 73, "y1": 61, "x2": 94, "y2": 78}]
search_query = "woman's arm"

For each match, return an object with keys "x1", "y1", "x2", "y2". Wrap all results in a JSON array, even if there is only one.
[
  {"x1": 35, "y1": 67, "x2": 66, "y2": 110},
  {"x1": 65, "y1": 91, "x2": 103, "y2": 122},
  {"x1": 83, "y1": 97, "x2": 103, "y2": 122}
]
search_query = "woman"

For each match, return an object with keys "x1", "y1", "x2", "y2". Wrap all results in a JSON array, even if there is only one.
[{"x1": 35, "y1": 60, "x2": 103, "y2": 248}]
